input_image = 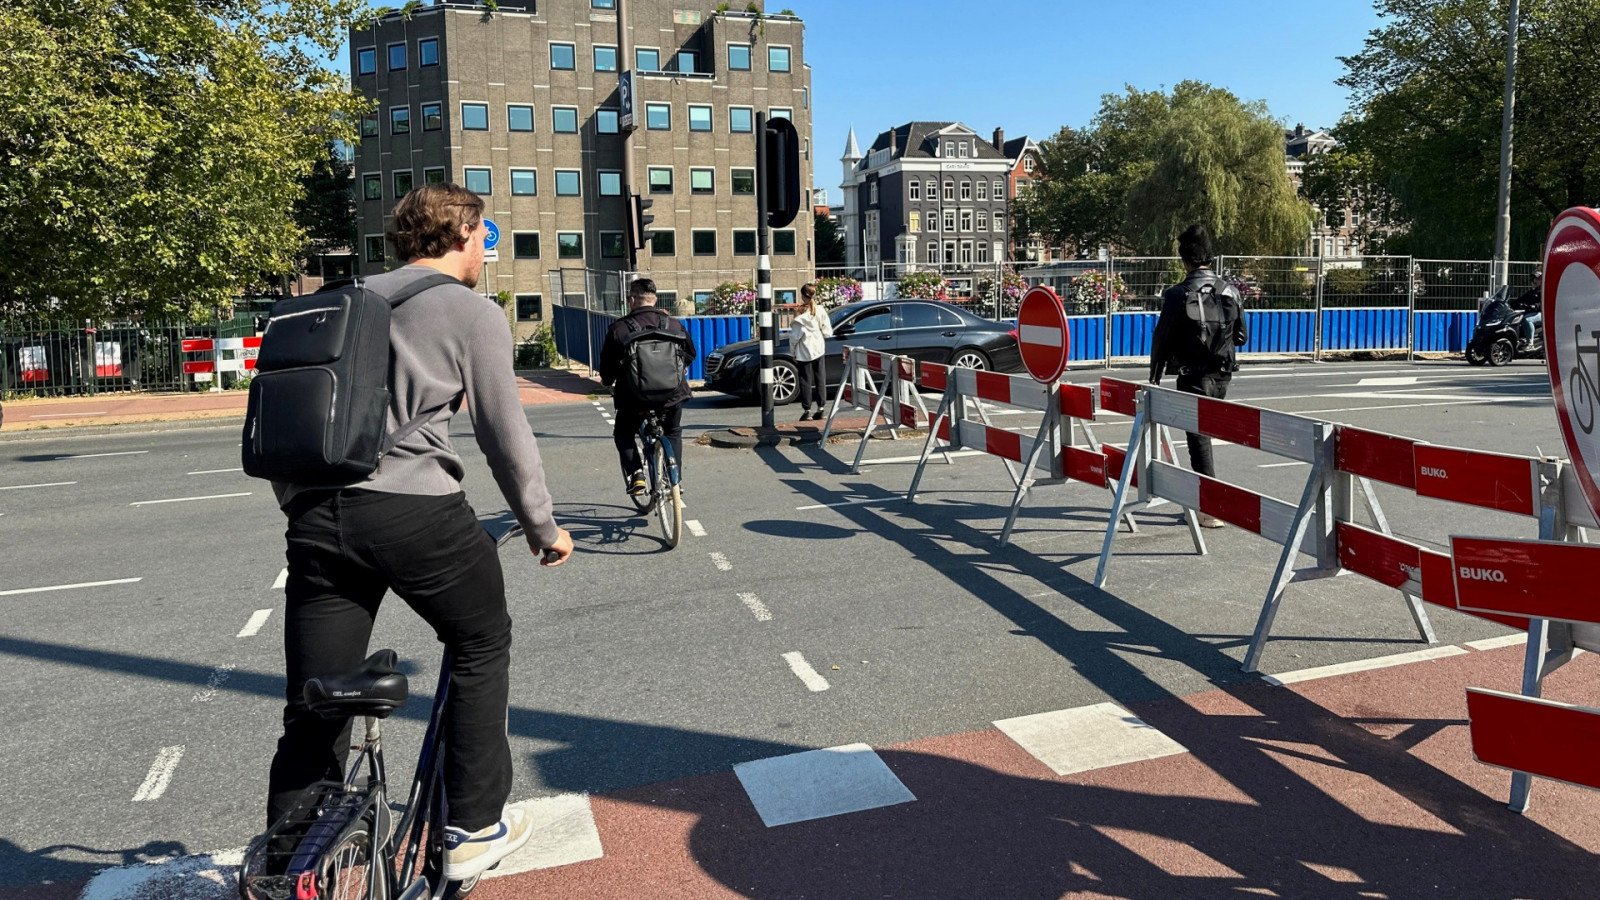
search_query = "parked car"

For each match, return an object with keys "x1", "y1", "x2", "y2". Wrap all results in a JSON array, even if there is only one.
[{"x1": 702, "y1": 299, "x2": 1023, "y2": 404}]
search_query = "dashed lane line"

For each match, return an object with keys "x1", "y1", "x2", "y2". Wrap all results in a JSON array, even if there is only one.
[
  {"x1": 686, "y1": 519, "x2": 707, "y2": 537},
  {"x1": 0, "y1": 577, "x2": 142, "y2": 597},
  {"x1": 131, "y1": 746, "x2": 184, "y2": 801},
  {"x1": 130, "y1": 492, "x2": 253, "y2": 507},
  {"x1": 52, "y1": 450, "x2": 149, "y2": 460},
  {"x1": 238, "y1": 609, "x2": 273, "y2": 638},
  {"x1": 0, "y1": 481, "x2": 77, "y2": 490},
  {"x1": 710, "y1": 552, "x2": 733, "y2": 571},
  {"x1": 738, "y1": 592, "x2": 773, "y2": 622},
  {"x1": 191, "y1": 664, "x2": 237, "y2": 702},
  {"x1": 272, "y1": 568, "x2": 288, "y2": 590},
  {"x1": 187, "y1": 468, "x2": 243, "y2": 475},
  {"x1": 782, "y1": 652, "x2": 830, "y2": 692}
]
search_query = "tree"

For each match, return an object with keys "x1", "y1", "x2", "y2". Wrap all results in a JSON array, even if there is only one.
[
  {"x1": 1018, "y1": 82, "x2": 1314, "y2": 257},
  {"x1": 295, "y1": 142, "x2": 359, "y2": 263},
  {"x1": 1314, "y1": 0, "x2": 1600, "y2": 258},
  {"x1": 814, "y1": 212, "x2": 846, "y2": 266},
  {"x1": 0, "y1": 0, "x2": 369, "y2": 320}
]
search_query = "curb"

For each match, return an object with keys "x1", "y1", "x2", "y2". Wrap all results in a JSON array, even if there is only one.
[{"x1": 0, "y1": 416, "x2": 243, "y2": 443}]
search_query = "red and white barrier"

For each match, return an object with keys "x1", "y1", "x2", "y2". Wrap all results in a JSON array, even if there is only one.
[
  {"x1": 182, "y1": 336, "x2": 261, "y2": 387},
  {"x1": 822, "y1": 347, "x2": 932, "y2": 472},
  {"x1": 19, "y1": 345, "x2": 48, "y2": 383}
]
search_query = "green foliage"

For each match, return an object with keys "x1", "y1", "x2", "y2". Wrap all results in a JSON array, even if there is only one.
[
  {"x1": 705, "y1": 281, "x2": 755, "y2": 315},
  {"x1": 1322, "y1": 265, "x2": 1373, "y2": 297},
  {"x1": 897, "y1": 270, "x2": 948, "y2": 300},
  {"x1": 715, "y1": 2, "x2": 731, "y2": 13},
  {"x1": 0, "y1": 0, "x2": 368, "y2": 321},
  {"x1": 515, "y1": 324, "x2": 562, "y2": 369},
  {"x1": 778, "y1": 8, "x2": 798, "y2": 14},
  {"x1": 295, "y1": 142, "x2": 357, "y2": 260},
  {"x1": 814, "y1": 213, "x2": 846, "y2": 265},
  {"x1": 1314, "y1": 0, "x2": 1600, "y2": 258},
  {"x1": 1020, "y1": 82, "x2": 1314, "y2": 258}
]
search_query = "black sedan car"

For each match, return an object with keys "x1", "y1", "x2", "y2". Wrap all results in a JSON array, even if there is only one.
[{"x1": 703, "y1": 299, "x2": 1023, "y2": 404}]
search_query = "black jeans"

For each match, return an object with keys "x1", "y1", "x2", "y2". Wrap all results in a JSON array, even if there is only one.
[
  {"x1": 614, "y1": 403, "x2": 683, "y2": 480},
  {"x1": 1175, "y1": 371, "x2": 1231, "y2": 478},
  {"x1": 795, "y1": 357, "x2": 826, "y2": 410},
  {"x1": 268, "y1": 489, "x2": 512, "y2": 833}
]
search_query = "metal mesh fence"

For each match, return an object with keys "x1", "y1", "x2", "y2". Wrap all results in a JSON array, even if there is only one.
[
  {"x1": 1, "y1": 318, "x2": 219, "y2": 399},
  {"x1": 1413, "y1": 259, "x2": 1541, "y2": 311}
]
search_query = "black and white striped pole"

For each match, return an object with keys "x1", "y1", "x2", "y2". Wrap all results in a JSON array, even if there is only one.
[{"x1": 756, "y1": 112, "x2": 775, "y2": 428}]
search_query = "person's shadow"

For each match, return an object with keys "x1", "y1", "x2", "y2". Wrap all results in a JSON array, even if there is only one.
[{"x1": 0, "y1": 838, "x2": 193, "y2": 898}]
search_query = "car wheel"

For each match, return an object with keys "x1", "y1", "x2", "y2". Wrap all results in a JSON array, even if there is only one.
[
  {"x1": 951, "y1": 349, "x2": 990, "y2": 371},
  {"x1": 1489, "y1": 338, "x2": 1514, "y2": 366},
  {"x1": 770, "y1": 359, "x2": 799, "y2": 405}
]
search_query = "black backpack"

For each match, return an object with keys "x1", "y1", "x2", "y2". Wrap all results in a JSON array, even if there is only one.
[
  {"x1": 1183, "y1": 278, "x2": 1239, "y2": 372},
  {"x1": 619, "y1": 316, "x2": 690, "y2": 407},
  {"x1": 241, "y1": 273, "x2": 457, "y2": 484}
]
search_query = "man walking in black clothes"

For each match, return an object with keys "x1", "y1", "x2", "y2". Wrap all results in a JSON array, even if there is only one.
[{"x1": 1149, "y1": 224, "x2": 1249, "y2": 528}]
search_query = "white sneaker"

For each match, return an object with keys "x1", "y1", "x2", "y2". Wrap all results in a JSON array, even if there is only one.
[{"x1": 442, "y1": 806, "x2": 534, "y2": 882}]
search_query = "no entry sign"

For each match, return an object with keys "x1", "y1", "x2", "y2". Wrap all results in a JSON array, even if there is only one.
[
  {"x1": 1017, "y1": 285, "x2": 1069, "y2": 384},
  {"x1": 1544, "y1": 207, "x2": 1600, "y2": 519}
]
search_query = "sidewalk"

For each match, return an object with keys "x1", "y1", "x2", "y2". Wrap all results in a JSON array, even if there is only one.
[{"x1": 0, "y1": 370, "x2": 602, "y2": 435}]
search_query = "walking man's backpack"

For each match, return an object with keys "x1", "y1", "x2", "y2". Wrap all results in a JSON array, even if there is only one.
[
  {"x1": 1183, "y1": 278, "x2": 1237, "y2": 372},
  {"x1": 241, "y1": 273, "x2": 457, "y2": 484},
  {"x1": 619, "y1": 319, "x2": 690, "y2": 407}
]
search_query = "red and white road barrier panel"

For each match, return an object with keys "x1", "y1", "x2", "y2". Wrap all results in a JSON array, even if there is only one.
[
  {"x1": 821, "y1": 347, "x2": 932, "y2": 472},
  {"x1": 182, "y1": 336, "x2": 261, "y2": 388},
  {"x1": 1451, "y1": 535, "x2": 1600, "y2": 811}
]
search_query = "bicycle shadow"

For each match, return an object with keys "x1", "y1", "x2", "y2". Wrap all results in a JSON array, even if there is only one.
[
  {"x1": 551, "y1": 502, "x2": 674, "y2": 555},
  {"x1": 0, "y1": 838, "x2": 195, "y2": 899}
]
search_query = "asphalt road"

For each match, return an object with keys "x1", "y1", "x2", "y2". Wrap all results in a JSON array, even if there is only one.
[{"x1": 0, "y1": 358, "x2": 1563, "y2": 889}]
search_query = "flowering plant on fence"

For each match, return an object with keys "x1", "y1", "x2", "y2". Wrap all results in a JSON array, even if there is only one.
[
  {"x1": 813, "y1": 276, "x2": 862, "y2": 310},
  {"x1": 1068, "y1": 270, "x2": 1129, "y2": 313},
  {"x1": 897, "y1": 269, "x2": 947, "y2": 300},
  {"x1": 977, "y1": 267, "x2": 1028, "y2": 317},
  {"x1": 703, "y1": 280, "x2": 756, "y2": 315}
]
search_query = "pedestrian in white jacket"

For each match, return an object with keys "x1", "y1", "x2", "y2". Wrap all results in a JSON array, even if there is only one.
[{"x1": 788, "y1": 283, "x2": 835, "y2": 420}]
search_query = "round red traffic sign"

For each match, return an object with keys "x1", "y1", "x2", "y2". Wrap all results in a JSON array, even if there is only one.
[
  {"x1": 1546, "y1": 207, "x2": 1600, "y2": 519},
  {"x1": 1016, "y1": 285, "x2": 1069, "y2": 383}
]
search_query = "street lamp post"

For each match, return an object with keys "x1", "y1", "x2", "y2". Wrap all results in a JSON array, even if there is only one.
[{"x1": 1492, "y1": 0, "x2": 1520, "y2": 290}]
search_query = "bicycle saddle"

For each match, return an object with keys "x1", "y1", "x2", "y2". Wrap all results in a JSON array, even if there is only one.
[{"x1": 303, "y1": 649, "x2": 409, "y2": 719}]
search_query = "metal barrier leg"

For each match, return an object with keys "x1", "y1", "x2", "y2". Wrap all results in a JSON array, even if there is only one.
[
  {"x1": 906, "y1": 394, "x2": 954, "y2": 502},
  {"x1": 971, "y1": 395, "x2": 1023, "y2": 489},
  {"x1": 819, "y1": 356, "x2": 853, "y2": 443},
  {"x1": 1508, "y1": 619, "x2": 1552, "y2": 812},
  {"x1": 1242, "y1": 458, "x2": 1329, "y2": 674},
  {"x1": 850, "y1": 376, "x2": 890, "y2": 474},
  {"x1": 998, "y1": 413, "x2": 1057, "y2": 547},
  {"x1": 1357, "y1": 477, "x2": 1437, "y2": 643},
  {"x1": 1094, "y1": 410, "x2": 1146, "y2": 589}
]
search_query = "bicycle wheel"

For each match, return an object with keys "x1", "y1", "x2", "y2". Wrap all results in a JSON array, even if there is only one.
[
  {"x1": 320, "y1": 826, "x2": 385, "y2": 900},
  {"x1": 652, "y1": 440, "x2": 682, "y2": 549},
  {"x1": 628, "y1": 434, "x2": 655, "y2": 514}
]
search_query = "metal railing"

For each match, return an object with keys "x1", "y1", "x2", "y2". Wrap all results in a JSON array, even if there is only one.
[{"x1": 0, "y1": 317, "x2": 256, "y2": 399}]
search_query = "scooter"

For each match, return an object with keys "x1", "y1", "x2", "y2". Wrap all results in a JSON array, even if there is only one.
[{"x1": 1466, "y1": 287, "x2": 1544, "y2": 366}]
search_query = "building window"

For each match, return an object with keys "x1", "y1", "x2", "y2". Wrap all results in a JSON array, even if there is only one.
[
  {"x1": 802, "y1": 87, "x2": 810, "y2": 109},
  {"x1": 365, "y1": 235, "x2": 385, "y2": 262},
  {"x1": 730, "y1": 168, "x2": 755, "y2": 194},
  {"x1": 733, "y1": 230, "x2": 756, "y2": 255},
  {"x1": 976, "y1": 180, "x2": 987, "y2": 201},
  {"x1": 361, "y1": 115, "x2": 378, "y2": 137},
  {"x1": 550, "y1": 43, "x2": 575, "y2": 70},
  {"x1": 552, "y1": 106, "x2": 578, "y2": 133},
  {"x1": 908, "y1": 211, "x2": 920, "y2": 233},
  {"x1": 693, "y1": 290, "x2": 712, "y2": 310},
  {"x1": 646, "y1": 103, "x2": 670, "y2": 130},
  {"x1": 729, "y1": 44, "x2": 751, "y2": 70},
  {"x1": 926, "y1": 242, "x2": 937, "y2": 262},
  {"x1": 422, "y1": 102, "x2": 442, "y2": 131},
  {"x1": 363, "y1": 173, "x2": 380, "y2": 201},
  {"x1": 461, "y1": 103, "x2": 488, "y2": 131},
  {"x1": 690, "y1": 168, "x2": 714, "y2": 194},
  {"x1": 515, "y1": 294, "x2": 543, "y2": 321},
  {"x1": 419, "y1": 38, "x2": 438, "y2": 67},
  {"x1": 388, "y1": 43, "x2": 406, "y2": 71},
  {"x1": 976, "y1": 241, "x2": 990, "y2": 264},
  {"x1": 692, "y1": 230, "x2": 716, "y2": 255},
  {"x1": 594, "y1": 45, "x2": 617, "y2": 72},
  {"x1": 729, "y1": 106, "x2": 753, "y2": 133},
  {"x1": 463, "y1": 168, "x2": 491, "y2": 194},
  {"x1": 960, "y1": 181, "x2": 972, "y2": 201},
  {"x1": 514, "y1": 233, "x2": 540, "y2": 259},
  {"x1": 648, "y1": 166, "x2": 673, "y2": 193},
  {"x1": 925, "y1": 209, "x2": 937, "y2": 232},
  {"x1": 909, "y1": 181, "x2": 920, "y2": 201},
  {"x1": 869, "y1": 181, "x2": 878, "y2": 205},
  {"x1": 597, "y1": 109, "x2": 619, "y2": 134},
  {"x1": 511, "y1": 169, "x2": 537, "y2": 196},
  {"x1": 943, "y1": 210, "x2": 956, "y2": 232},
  {"x1": 688, "y1": 105, "x2": 712, "y2": 132},
  {"x1": 357, "y1": 47, "x2": 376, "y2": 76},
  {"x1": 636, "y1": 47, "x2": 659, "y2": 71},
  {"x1": 768, "y1": 45, "x2": 791, "y2": 72},
  {"x1": 651, "y1": 230, "x2": 675, "y2": 255},
  {"x1": 960, "y1": 210, "x2": 972, "y2": 231},
  {"x1": 944, "y1": 141, "x2": 953, "y2": 158},
  {"x1": 774, "y1": 230, "x2": 796, "y2": 255},
  {"x1": 598, "y1": 171, "x2": 622, "y2": 196},
  {"x1": 776, "y1": 288, "x2": 797, "y2": 305},
  {"x1": 994, "y1": 211, "x2": 1005, "y2": 233},
  {"x1": 424, "y1": 167, "x2": 446, "y2": 185},
  {"x1": 961, "y1": 241, "x2": 973, "y2": 264},
  {"x1": 507, "y1": 105, "x2": 533, "y2": 132},
  {"x1": 1023, "y1": 155, "x2": 1035, "y2": 173},
  {"x1": 976, "y1": 210, "x2": 988, "y2": 231},
  {"x1": 769, "y1": 107, "x2": 791, "y2": 121},
  {"x1": 591, "y1": 0, "x2": 616, "y2": 7},
  {"x1": 600, "y1": 232, "x2": 626, "y2": 259},
  {"x1": 390, "y1": 106, "x2": 410, "y2": 134},
  {"x1": 676, "y1": 50, "x2": 697, "y2": 73},
  {"x1": 555, "y1": 170, "x2": 581, "y2": 196},
  {"x1": 994, "y1": 179, "x2": 1005, "y2": 198},
  {"x1": 944, "y1": 241, "x2": 956, "y2": 264},
  {"x1": 557, "y1": 232, "x2": 583, "y2": 259},
  {"x1": 943, "y1": 180, "x2": 954, "y2": 201}
]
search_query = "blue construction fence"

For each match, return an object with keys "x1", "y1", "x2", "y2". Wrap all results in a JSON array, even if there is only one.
[{"x1": 553, "y1": 305, "x2": 1480, "y2": 373}]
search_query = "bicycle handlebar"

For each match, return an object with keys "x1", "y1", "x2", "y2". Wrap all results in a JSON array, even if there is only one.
[{"x1": 485, "y1": 519, "x2": 562, "y2": 564}]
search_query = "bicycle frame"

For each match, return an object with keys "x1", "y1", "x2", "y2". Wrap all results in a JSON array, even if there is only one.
[
  {"x1": 637, "y1": 413, "x2": 681, "y2": 501},
  {"x1": 391, "y1": 652, "x2": 456, "y2": 900}
]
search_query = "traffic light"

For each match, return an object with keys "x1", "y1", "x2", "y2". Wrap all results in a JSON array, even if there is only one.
[
  {"x1": 627, "y1": 191, "x2": 656, "y2": 252},
  {"x1": 763, "y1": 116, "x2": 802, "y2": 229}
]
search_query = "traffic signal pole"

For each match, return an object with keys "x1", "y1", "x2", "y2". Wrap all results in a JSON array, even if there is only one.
[
  {"x1": 755, "y1": 112, "x2": 776, "y2": 428},
  {"x1": 617, "y1": 0, "x2": 639, "y2": 274}
]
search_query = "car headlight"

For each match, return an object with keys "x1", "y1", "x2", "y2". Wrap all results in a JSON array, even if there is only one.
[{"x1": 725, "y1": 351, "x2": 755, "y2": 367}]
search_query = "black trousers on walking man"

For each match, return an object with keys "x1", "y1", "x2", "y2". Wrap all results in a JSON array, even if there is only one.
[{"x1": 1175, "y1": 371, "x2": 1230, "y2": 478}]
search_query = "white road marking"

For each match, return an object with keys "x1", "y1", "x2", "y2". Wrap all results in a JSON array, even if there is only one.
[
  {"x1": 0, "y1": 481, "x2": 77, "y2": 491},
  {"x1": 859, "y1": 449, "x2": 989, "y2": 465},
  {"x1": 995, "y1": 703, "x2": 1188, "y2": 776},
  {"x1": 1262, "y1": 645, "x2": 1468, "y2": 686},
  {"x1": 1294, "y1": 396, "x2": 1530, "y2": 416},
  {"x1": 272, "y1": 568, "x2": 288, "y2": 590},
  {"x1": 796, "y1": 496, "x2": 903, "y2": 511},
  {"x1": 187, "y1": 467, "x2": 243, "y2": 475},
  {"x1": 78, "y1": 850, "x2": 244, "y2": 900},
  {"x1": 709, "y1": 552, "x2": 733, "y2": 571},
  {"x1": 686, "y1": 519, "x2": 707, "y2": 537},
  {"x1": 1465, "y1": 633, "x2": 1528, "y2": 651},
  {"x1": 782, "y1": 651, "x2": 830, "y2": 692},
  {"x1": 739, "y1": 592, "x2": 773, "y2": 621},
  {"x1": 238, "y1": 609, "x2": 273, "y2": 638},
  {"x1": 30, "y1": 412, "x2": 107, "y2": 418},
  {"x1": 191, "y1": 664, "x2": 236, "y2": 702},
  {"x1": 485, "y1": 794, "x2": 604, "y2": 877},
  {"x1": 1258, "y1": 461, "x2": 1309, "y2": 469},
  {"x1": 0, "y1": 577, "x2": 142, "y2": 597},
  {"x1": 130, "y1": 492, "x2": 252, "y2": 506},
  {"x1": 1356, "y1": 376, "x2": 1419, "y2": 385},
  {"x1": 734, "y1": 744, "x2": 915, "y2": 827},
  {"x1": 53, "y1": 450, "x2": 149, "y2": 460},
  {"x1": 132, "y1": 746, "x2": 184, "y2": 801}
]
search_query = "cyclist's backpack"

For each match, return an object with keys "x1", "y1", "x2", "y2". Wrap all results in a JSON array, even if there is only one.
[
  {"x1": 1183, "y1": 278, "x2": 1237, "y2": 371},
  {"x1": 619, "y1": 317, "x2": 690, "y2": 407},
  {"x1": 241, "y1": 272, "x2": 457, "y2": 484}
]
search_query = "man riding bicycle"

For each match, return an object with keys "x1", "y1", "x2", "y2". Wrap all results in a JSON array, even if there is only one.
[{"x1": 599, "y1": 278, "x2": 695, "y2": 497}]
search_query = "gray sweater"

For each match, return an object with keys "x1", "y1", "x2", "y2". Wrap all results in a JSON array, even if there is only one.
[{"x1": 273, "y1": 264, "x2": 560, "y2": 548}]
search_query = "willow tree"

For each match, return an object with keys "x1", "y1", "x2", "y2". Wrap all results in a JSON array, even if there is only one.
[
  {"x1": 0, "y1": 0, "x2": 370, "y2": 320},
  {"x1": 1019, "y1": 82, "x2": 1313, "y2": 258}
]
